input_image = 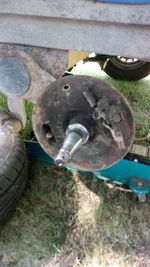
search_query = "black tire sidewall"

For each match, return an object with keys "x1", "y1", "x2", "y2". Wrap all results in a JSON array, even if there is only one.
[
  {"x1": 103, "y1": 59, "x2": 150, "y2": 81},
  {"x1": 0, "y1": 133, "x2": 28, "y2": 224}
]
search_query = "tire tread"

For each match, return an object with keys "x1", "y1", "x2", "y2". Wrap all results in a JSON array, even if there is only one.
[{"x1": 0, "y1": 134, "x2": 28, "y2": 224}]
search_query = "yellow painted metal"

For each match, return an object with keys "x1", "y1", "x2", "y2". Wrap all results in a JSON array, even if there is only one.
[{"x1": 68, "y1": 51, "x2": 90, "y2": 69}]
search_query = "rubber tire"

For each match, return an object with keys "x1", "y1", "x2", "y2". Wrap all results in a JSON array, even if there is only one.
[
  {"x1": 0, "y1": 133, "x2": 28, "y2": 224},
  {"x1": 102, "y1": 58, "x2": 150, "y2": 81}
]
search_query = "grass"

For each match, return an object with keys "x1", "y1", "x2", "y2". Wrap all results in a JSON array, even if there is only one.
[{"x1": 0, "y1": 62, "x2": 150, "y2": 267}]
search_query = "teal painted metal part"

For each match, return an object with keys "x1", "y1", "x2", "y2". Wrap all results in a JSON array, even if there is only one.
[
  {"x1": 26, "y1": 141, "x2": 54, "y2": 165},
  {"x1": 25, "y1": 141, "x2": 150, "y2": 194},
  {"x1": 94, "y1": 160, "x2": 150, "y2": 194},
  {"x1": 87, "y1": 55, "x2": 116, "y2": 62}
]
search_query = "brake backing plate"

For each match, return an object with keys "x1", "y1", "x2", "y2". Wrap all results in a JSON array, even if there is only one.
[{"x1": 33, "y1": 75, "x2": 134, "y2": 172}]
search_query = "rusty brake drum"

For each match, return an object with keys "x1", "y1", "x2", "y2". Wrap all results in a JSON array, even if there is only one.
[{"x1": 33, "y1": 75, "x2": 134, "y2": 172}]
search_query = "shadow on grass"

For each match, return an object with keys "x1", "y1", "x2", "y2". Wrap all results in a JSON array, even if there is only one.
[
  {"x1": 77, "y1": 173, "x2": 150, "y2": 266},
  {"x1": 0, "y1": 162, "x2": 149, "y2": 266},
  {"x1": 0, "y1": 160, "x2": 78, "y2": 267}
]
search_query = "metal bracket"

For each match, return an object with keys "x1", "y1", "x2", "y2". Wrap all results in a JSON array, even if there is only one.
[{"x1": 0, "y1": 44, "x2": 69, "y2": 128}]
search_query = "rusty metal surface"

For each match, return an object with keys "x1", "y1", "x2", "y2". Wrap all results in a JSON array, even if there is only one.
[
  {"x1": 0, "y1": 44, "x2": 69, "y2": 125},
  {"x1": 0, "y1": 108, "x2": 22, "y2": 134},
  {"x1": 0, "y1": 48, "x2": 55, "y2": 127},
  {"x1": 4, "y1": 119, "x2": 22, "y2": 134},
  {"x1": 33, "y1": 75, "x2": 135, "y2": 172},
  {"x1": 0, "y1": 45, "x2": 56, "y2": 103},
  {"x1": 7, "y1": 97, "x2": 26, "y2": 127},
  {"x1": 0, "y1": 109, "x2": 9, "y2": 126},
  {"x1": 0, "y1": 108, "x2": 23, "y2": 166},
  {"x1": 0, "y1": 44, "x2": 68, "y2": 79}
]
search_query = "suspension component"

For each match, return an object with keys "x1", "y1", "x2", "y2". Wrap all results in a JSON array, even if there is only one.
[{"x1": 33, "y1": 75, "x2": 134, "y2": 172}]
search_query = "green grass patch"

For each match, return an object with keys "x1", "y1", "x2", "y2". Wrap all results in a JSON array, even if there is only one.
[{"x1": 0, "y1": 93, "x2": 33, "y2": 140}]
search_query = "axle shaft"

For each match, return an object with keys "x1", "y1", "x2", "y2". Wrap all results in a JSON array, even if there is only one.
[{"x1": 54, "y1": 123, "x2": 89, "y2": 167}]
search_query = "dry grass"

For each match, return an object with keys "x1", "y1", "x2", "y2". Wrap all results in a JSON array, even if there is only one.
[{"x1": 1, "y1": 164, "x2": 149, "y2": 267}]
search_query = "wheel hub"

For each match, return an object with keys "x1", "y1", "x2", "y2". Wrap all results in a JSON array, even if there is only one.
[{"x1": 33, "y1": 75, "x2": 135, "y2": 172}]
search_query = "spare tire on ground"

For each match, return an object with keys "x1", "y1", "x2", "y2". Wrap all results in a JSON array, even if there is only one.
[
  {"x1": 102, "y1": 57, "x2": 150, "y2": 81},
  {"x1": 0, "y1": 109, "x2": 28, "y2": 224}
]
